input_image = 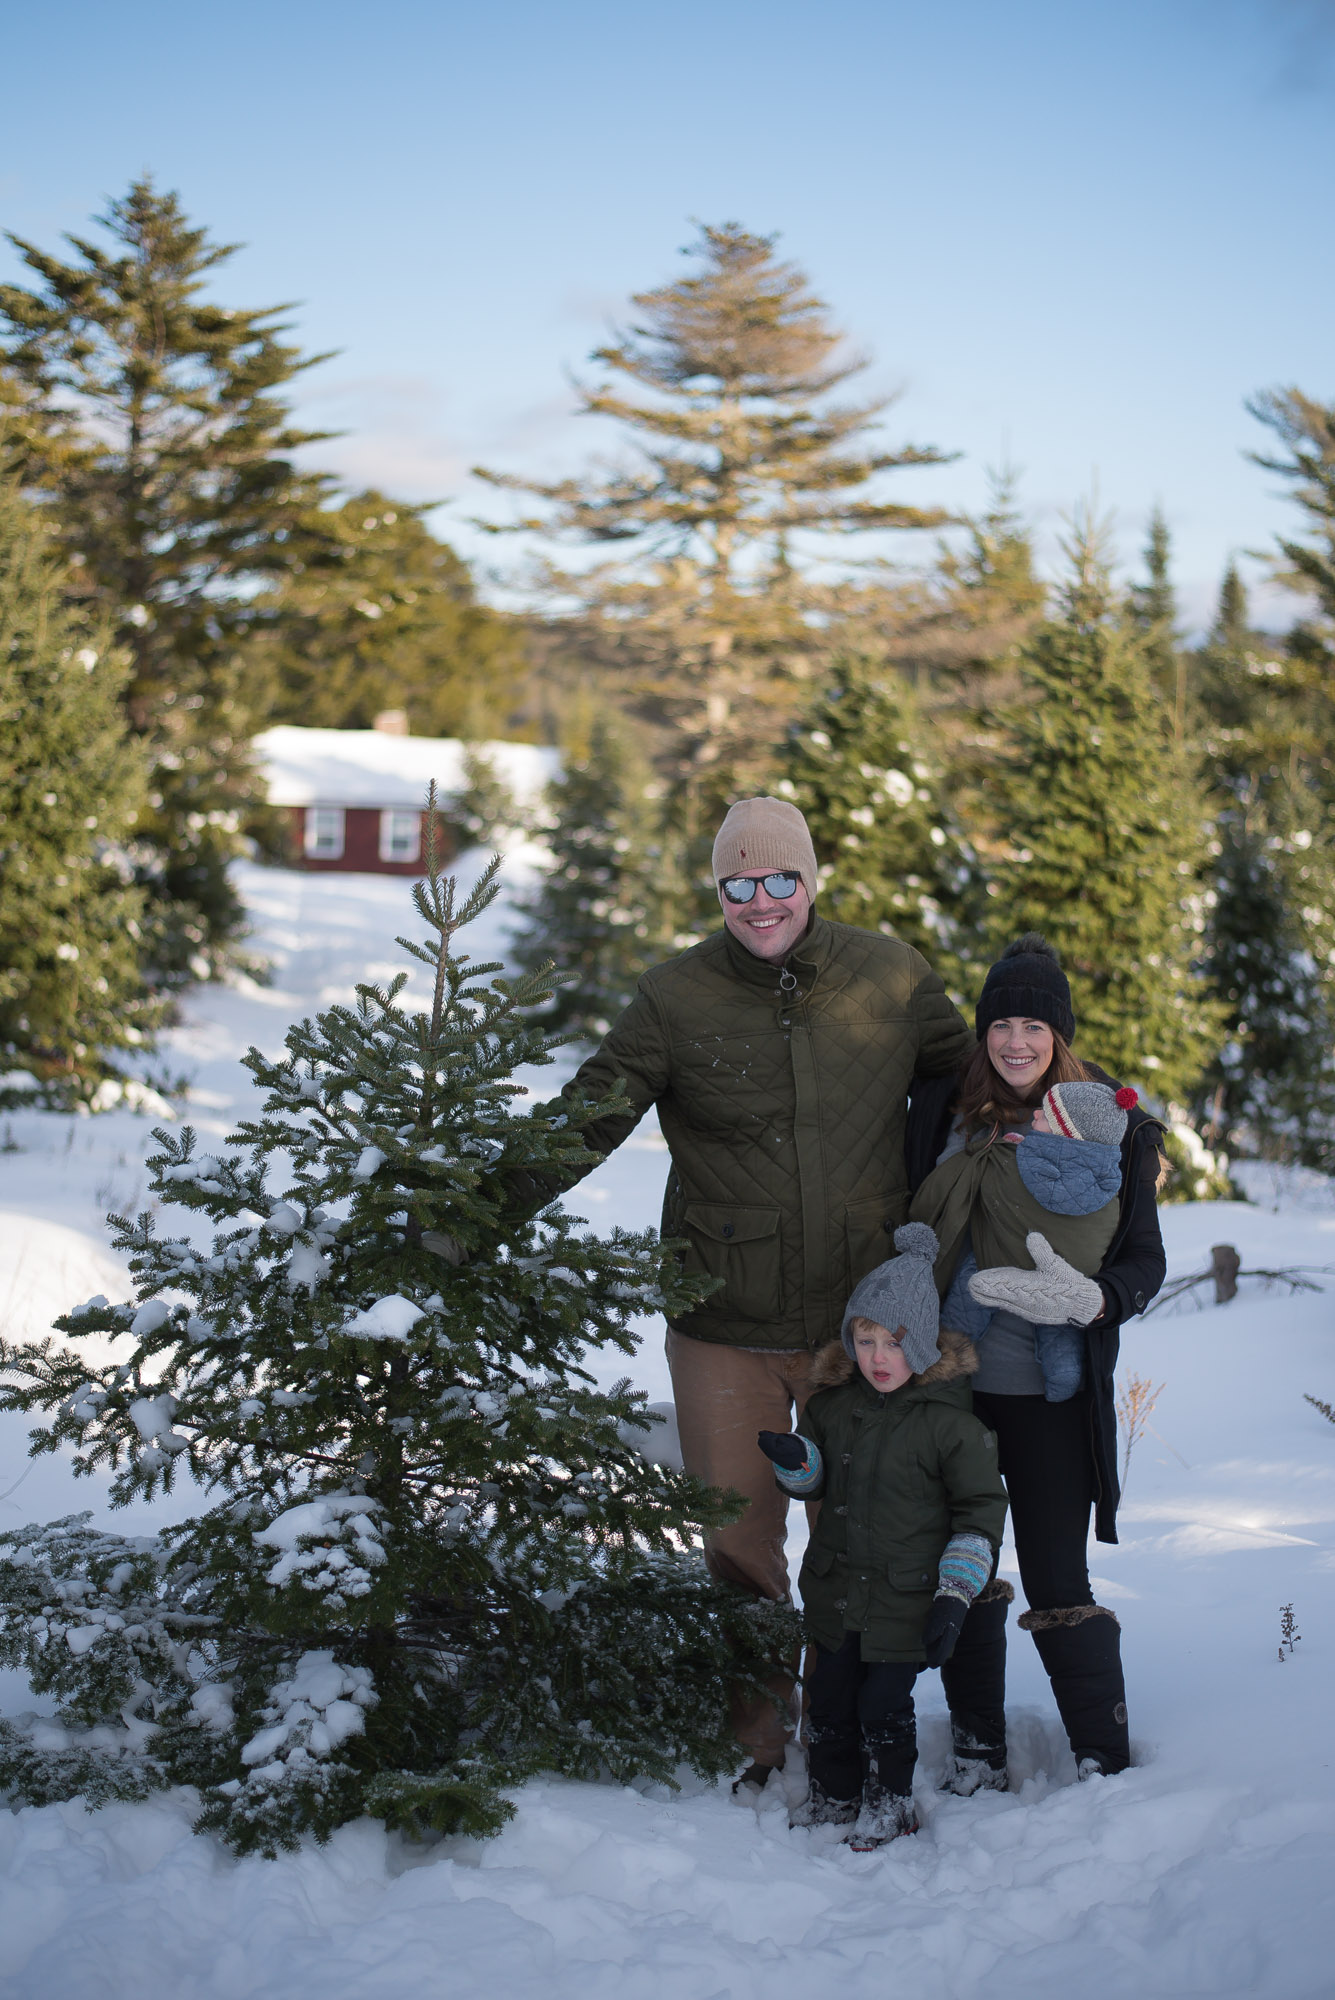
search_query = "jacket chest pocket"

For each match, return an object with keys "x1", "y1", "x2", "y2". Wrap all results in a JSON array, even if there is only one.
[
  {"x1": 681, "y1": 1202, "x2": 783, "y2": 1320},
  {"x1": 845, "y1": 1192, "x2": 906, "y2": 1292}
]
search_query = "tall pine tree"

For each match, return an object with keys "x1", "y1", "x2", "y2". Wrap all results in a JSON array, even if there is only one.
[
  {"x1": 476, "y1": 223, "x2": 953, "y2": 856},
  {"x1": 778, "y1": 656, "x2": 982, "y2": 994},
  {"x1": 986, "y1": 508, "x2": 1222, "y2": 1103},
  {"x1": 0, "y1": 177, "x2": 333, "y2": 983},
  {"x1": 0, "y1": 823, "x2": 793, "y2": 1852},
  {"x1": 0, "y1": 480, "x2": 166, "y2": 1105}
]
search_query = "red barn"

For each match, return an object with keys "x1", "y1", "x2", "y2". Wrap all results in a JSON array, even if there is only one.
[{"x1": 256, "y1": 724, "x2": 559, "y2": 874}]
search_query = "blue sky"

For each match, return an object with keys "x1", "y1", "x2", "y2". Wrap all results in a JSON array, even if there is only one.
[{"x1": 2, "y1": 0, "x2": 1332, "y2": 631}]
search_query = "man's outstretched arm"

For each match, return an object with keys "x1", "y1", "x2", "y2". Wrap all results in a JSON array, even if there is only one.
[{"x1": 513, "y1": 980, "x2": 672, "y2": 1208}]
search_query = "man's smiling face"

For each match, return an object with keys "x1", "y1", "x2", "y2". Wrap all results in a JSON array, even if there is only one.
[{"x1": 719, "y1": 872, "x2": 812, "y2": 961}]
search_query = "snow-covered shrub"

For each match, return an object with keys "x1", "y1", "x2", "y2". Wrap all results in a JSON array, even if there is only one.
[
  {"x1": 0, "y1": 806, "x2": 795, "y2": 1854},
  {"x1": 1157, "y1": 1111, "x2": 1236, "y2": 1203}
]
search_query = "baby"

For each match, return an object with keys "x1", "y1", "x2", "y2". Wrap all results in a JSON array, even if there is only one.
[{"x1": 920, "y1": 1080, "x2": 1137, "y2": 1402}]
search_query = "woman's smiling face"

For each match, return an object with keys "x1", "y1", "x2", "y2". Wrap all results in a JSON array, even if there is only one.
[{"x1": 985, "y1": 1016, "x2": 1054, "y2": 1099}]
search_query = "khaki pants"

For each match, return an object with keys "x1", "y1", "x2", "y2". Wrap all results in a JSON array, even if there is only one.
[{"x1": 666, "y1": 1328, "x2": 817, "y2": 1765}]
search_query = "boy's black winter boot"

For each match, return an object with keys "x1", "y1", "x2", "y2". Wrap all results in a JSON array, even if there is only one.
[
  {"x1": 939, "y1": 1580, "x2": 1012, "y2": 1795},
  {"x1": 849, "y1": 1752, "x2": 919, "y2": 1849},
  {"x1": 1021, "y1": 1604, "x2": 1131, "y2": 1776},
  {"x1": 789, "y1": 1779, "x2": 858, "y2": 1829},
  {"x1": 847, "y1": 1723, "x2": 919, "y2": 1848}
]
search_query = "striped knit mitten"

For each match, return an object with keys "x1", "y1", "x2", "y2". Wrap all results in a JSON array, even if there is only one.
[
  {"x1": 757, "y1": 1430, "x2": 824, "y2": 1496},
  {"x1": 923, "y1": 1532, "x2": 995, "y2": 1668}
]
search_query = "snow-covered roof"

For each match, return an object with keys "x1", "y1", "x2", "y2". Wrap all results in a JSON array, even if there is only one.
[{"x1": 255, "y1": 727, "x2": 560, "y2": 810}]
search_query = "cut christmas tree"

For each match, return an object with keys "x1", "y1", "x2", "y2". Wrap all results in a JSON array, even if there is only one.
[{"x1": 0, "y1": 799, "x2": 795, "y2": 1855}]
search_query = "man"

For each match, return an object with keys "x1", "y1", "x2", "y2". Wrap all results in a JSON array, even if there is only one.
[{"x1": 548, "y1": 795, "x2": 973, "y2": 1781}]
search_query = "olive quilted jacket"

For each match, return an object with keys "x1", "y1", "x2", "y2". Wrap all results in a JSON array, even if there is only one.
[{"x1": 551, "y1": 915, "x2": 973, "y2": 1351}]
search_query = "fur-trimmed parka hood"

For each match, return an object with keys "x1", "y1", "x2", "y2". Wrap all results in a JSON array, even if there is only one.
[{"x1": 806, "y1": 1324, "x2": 979, "y2": 1395}]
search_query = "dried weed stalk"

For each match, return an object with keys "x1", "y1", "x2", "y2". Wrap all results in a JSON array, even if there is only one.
[{"x1": 1117, "y1": 1371, "x2": 1164, "y2": 1493}]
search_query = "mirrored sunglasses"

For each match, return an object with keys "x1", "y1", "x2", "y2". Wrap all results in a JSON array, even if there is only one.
[{"x1": 719, "y1": 871, "x2": 802, "y2": 905}]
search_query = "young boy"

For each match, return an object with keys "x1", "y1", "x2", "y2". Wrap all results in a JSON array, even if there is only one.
[{"x1": 757, "y1": 1223, "x2": 1008, "y2": 1848}]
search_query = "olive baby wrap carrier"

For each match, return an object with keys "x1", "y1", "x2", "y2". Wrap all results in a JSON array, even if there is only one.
[{"x1": 909, "y1": 1128, "x2": 1121, "y2": 1402}]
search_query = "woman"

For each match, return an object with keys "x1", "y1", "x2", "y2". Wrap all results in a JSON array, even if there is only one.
[{"x1": 904, "y1": 933, "x2": 1166, "y2": 1790}]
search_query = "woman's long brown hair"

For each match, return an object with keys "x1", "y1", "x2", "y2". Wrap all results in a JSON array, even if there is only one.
[{"x1": 954, "y1": 1029, "x2": 1090, "y2": 1133}]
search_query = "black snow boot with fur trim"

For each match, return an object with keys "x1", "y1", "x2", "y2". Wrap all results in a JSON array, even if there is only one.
[
  {"x1": 940, "y1": 1579, "x2": 1012, "y2": 1794},
  {"x1": 1021, "y1": 1604, "x2": 1131, "y2": 1776}
]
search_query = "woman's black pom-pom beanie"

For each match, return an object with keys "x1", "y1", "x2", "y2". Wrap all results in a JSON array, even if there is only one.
[{"x1": 975, "y1": 932, "x2": 1076, "y2": 1044}]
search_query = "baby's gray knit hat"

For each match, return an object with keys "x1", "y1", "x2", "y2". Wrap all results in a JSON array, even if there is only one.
[
  {"x1": 1043, "y1": 1079, "x2": 1137, "y2": 1147},
  {"x1": 841, "y1": 1222, "x2": 941, "y2": 1376}
]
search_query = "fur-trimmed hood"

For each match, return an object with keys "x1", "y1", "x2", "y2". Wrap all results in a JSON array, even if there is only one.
[{"x1": 806, "y1": 1324, "x2": 979, "y2": 1395}]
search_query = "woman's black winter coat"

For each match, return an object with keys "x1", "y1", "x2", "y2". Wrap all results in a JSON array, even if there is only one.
[{"x1": 904, "y1": 1068, "x2": 1167, "y2": 1543}]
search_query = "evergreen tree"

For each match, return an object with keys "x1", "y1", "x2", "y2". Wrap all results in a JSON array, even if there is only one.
[
  {"x1": 513, "y1": 716, "x2": 683, "y2": 1039},
  {"x1": 0, "y1": 480, "x2": 166, "y2": 1106},
  {"x1": 1194, "y1": 564, "x2": 1335, "y2": 1161},
  {"x1": 865, "y1": 470, "x2": 1046, "y2": 892},
  {"x1": 1127, "y1": 505, "x2": 1186, "y2": 741},
  {"x1": 0, "y1": 177, "x2": 333, "y2": 983},
  {"x1": 476, "y1": 222, "x2": 953, "y2": 824},
  {"x1": 912, "y1": 467, "x2": 1047, "y2": 697},
  {"x1": 256, "y1": 492, "x2": 527, "y2": 738},
  {"x1": 1247, "y1": 387, "x2": 1335, "y2": 807},
  {"x1": 0, "y1": 815, "x2": 793, "y2": 1853},
  {"x1": 1249, "y1": 388, "x2": 1335, "y2": 635},
  {"x1": 453, "y1": 743, "x2": 519, "y2": 850},
  {"x1": 777, "y1": 656, "x2": 982, "y2": 995},
  {"x1": 986, "y1": 508, "x2": 1222, "y2": 1103}
]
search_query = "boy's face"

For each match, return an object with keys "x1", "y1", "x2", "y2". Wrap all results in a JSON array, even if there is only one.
[{"x1": 854, "y1": 1321, "x2": 914, "y2": 1394}]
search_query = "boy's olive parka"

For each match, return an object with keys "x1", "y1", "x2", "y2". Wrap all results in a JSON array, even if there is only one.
[{"x1": 796, "y1": 1330, "x2": 1008, "y2": 1662}]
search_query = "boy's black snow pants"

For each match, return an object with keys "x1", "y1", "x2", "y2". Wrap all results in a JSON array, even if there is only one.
[{"x1": 805, "y1": 1633, "x2": 918, "y2": 1803}]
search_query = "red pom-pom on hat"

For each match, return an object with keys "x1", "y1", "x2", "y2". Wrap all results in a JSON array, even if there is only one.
[{"x1": 1115, "y1": 1086, "x2": 1139, "y2": 1109}]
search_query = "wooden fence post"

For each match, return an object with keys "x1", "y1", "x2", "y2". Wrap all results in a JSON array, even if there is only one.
[{"x1": 1211, "y1": 1243, "x2": 1240, "y2": 1304}]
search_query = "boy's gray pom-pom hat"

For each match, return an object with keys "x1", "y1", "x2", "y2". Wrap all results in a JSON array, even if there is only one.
[{"x1": 841, "y1": 1221, "x2": 942, "y2": 1376}]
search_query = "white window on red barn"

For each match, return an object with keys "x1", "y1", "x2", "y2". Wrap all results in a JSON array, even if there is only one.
[
  {"x1": 379, "y1": 809, "x2": 421, "y2": 864},
  {"x1": 304, "y1": 806, "x2": 345, "y2": 859}
]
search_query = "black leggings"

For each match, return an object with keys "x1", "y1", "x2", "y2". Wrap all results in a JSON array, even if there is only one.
[{"x1": 972, "y1": 1390, "x2": 1096, "y2": 1611}]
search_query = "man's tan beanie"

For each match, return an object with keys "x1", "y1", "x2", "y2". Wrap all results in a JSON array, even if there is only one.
[{"x1": 711, "y1": 797, "x2": 819, "y2": 901}]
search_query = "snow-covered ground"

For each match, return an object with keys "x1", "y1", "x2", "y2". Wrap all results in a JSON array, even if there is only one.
[{"x1": 1, "y1": 858, "x2": 1333, "y2": 1998}]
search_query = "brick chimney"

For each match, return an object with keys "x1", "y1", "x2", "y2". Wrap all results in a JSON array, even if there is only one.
[{"x1": 373, "y1": 710, "x2": 409, "y2": 736}]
